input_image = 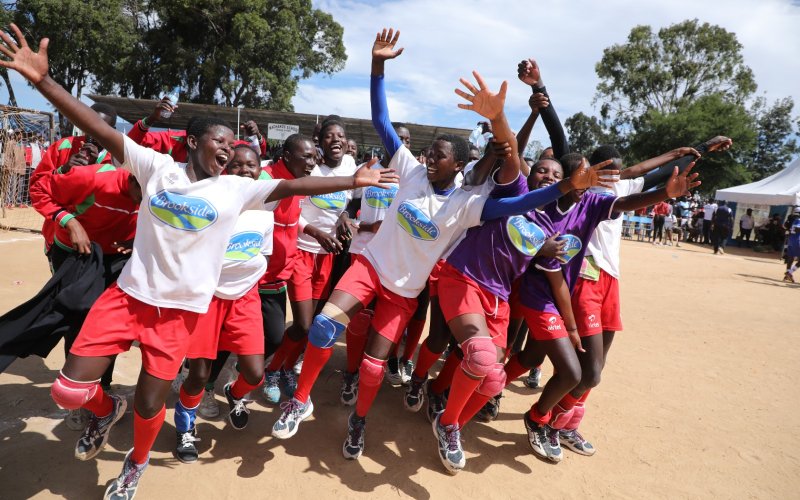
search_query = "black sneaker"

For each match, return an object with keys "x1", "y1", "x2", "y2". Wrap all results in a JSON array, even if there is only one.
[
  {"x1": 426, "y1": 380, "x2": 446, "y2": 423},
  {"x1": 404, "y1": 373, "x2": 427, "y2": 412},
  {"x1": 477, "y1": 393, "x2": 501, "y2": 422},
  {"x1": 340, "y1": 371, "x2": 359, "y2": 406},
  {"x1": 174, "y1": 427, "x2": 200, "y2": 464},
  {"x1": 224, "y1": 382, "x2": 252, "y2": 430},
  {"x1": 342, "y1": 412, "x2": 366, "y2": 460},
  {"x1": 103, "y1": 448, "x2": 148, "y2": 500},
  {"x1": 75, "y1": 394, "x2": 127, "y2": 461},
  {"x1": 385, "y1": 357, "x2": 403, "y2": 387},
  {"x1": 524, "y1": 367, "x2": 542, "y2": 388}
]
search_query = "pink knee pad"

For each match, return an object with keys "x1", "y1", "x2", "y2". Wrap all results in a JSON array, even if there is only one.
[
  {"x1": 461, "y1": 337, "x2": 496, "y2": 379},
  {"x1": 475, "y1": 363, "x2": 507, "y2": 396},
  {"x1": 358, "y1": 355, "x2": 385, "y2": 388},
  {"x1": 564, "y1": 402, "x2": 586, "y2": 431},
  {"x1": 549, "y1": 403, "x2": 575, "y2": 430},
  {"x1": 51, "y1": 373, "x2": 99, "y2": 410}
]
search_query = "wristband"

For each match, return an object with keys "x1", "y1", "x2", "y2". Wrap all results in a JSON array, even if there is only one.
[
  {"x1": 55, "y1": 211, "x2": 76, "y2": 228},
  {"x1": 140, "y1": 117, "x2": 150, "y2": 130},
  {"x1": 56, "y1": 165, "x2": 64, "y2": 175}
]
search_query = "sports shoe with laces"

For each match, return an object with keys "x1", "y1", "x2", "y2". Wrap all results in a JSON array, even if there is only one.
[
  {"x1": 75, "y1": 394, "x2": 127, "y2": 461},
  {"x1": 426, "y1": 380, "x2": 446, "y2": 423},
  {"x1": 400, "y1": 359, "x2": 413, "y2": 386},
  {"x1": 524, "y1": 367, "x2": 542, "y2": 389},
  {"x1": 262, "y1": 370, "x2": 281, "y2": 404},
  {"x1": 65, "y1": 408, "x2": 89, "y2": 431},
  {"x1": 524, "y1": 414, "x2": 560, "y2": 462},
  {"x1": 477, "y1": 393, "x2": 501, "y2": 422},
  {"x1": 546, "y1": 423, "x2": 563, "y2": 462},
  {"x1": 272, "y1": 397, "x2": 314, "y2": 439},
  {"x1": 404, "y1": 373, "x2": 427, "y2": 412},
  {"x1": 340, "y1": 371, "x2": 359, "y2": 406},
  {"x1": 224, "y1": 382, "x2": 252, "y2": 430},
  {"x1": 103, "y1": 448, "x2": 148, "y2": 500},
  {"x1": 197, "y1": 388, "x2": 219, "y2": 419},
  {"x1": 385, "y1": 357, "x2": 403, "y2": 387},
  {"x1": 342, "y1": 412, "x2": 366, "y2": 459},
  {"x1": 281, "y1": 368, "x2": 297, "y2": 398},
  {"x1": 433, "y1": 413, "x2": 465, "y2": 474},
  {"x1": 784, "y1": 272, "x2": 795, "y2": 283},
  {"x1": 293, "y1": 353, "x2": 304, "y2": 375},
  {"x1": 174, "y1": 427, "x2": 200, "y2": 463},
  {"x1": 559, "y1": 429, "x2": 596, "y2": 456}
]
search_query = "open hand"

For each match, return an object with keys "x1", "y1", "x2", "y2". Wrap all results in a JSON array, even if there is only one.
[
  {"x1": 568, "y1": 158, "x2": 620, "y2": 191},
  {"x1": 312, "y1": 229, "x2": 343, "y2": 254},
  {"x1": 455, "y1": 70, "x2": 508, "y2": 121},
  {"x1": 372, "y1": 28, "x2": 404, "y2": 61},
  {"x1": 0, "y1": 24, "x2": 50, "y2": 84},
  {"x1": 335, "y1": 213, "x2": 358, "y2": 242},
  {"x1": 353, "y1": 157, "x2": 398, "y2": 188},
  {"x1": 665, "y1": 162, "x2": 701, "y2": 198},
  {"x1": 517, "y1": 58, "x2": 541, "y2": 86}
]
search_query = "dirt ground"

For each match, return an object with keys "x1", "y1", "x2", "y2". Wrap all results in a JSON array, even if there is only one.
[{"x1": 0, "y1": 231, "x2": 798, "y2": 499}]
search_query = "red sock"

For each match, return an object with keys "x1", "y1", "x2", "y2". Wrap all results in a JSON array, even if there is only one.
[
  {"x1": 266, "y1": 335, "x2": 300, "y2": 372},
  {"x1": 293, "y1": 344, "x2": 333, "y2": 403},
  {"x1": 528, "y1": 402, "x2": 551, "y2": 425},
  {"x1": 82, "y1": 385, "x2": 113, "y2": 417},
  {"x1": 345, "y1": 310, "x2": 371, "y2": 373},
  {"x1": 130, "y1": 405, "x2": 166, "y2": 465},
  {"x1": 231, "y1": 373, "x2": 264, "y2": 400},
  {"x1": 503, "y1": 354, "x2": 529, "y2": 385},
  {"x1": 179, "y1": 385, "x2": 204, "y2": 410},
  {"x1": 355, "y1": 355, "x2": 386, "y2": 417},
  {"x1": 578, "y1": 389, "x2": 591, "y2": 404},
  {"x1": 440, "y1": 367, "x2": 482, "y2": 427},
  {"x1": 413, "y1": 342, "x2": 441, "y2": 379},
  {"x1": 458, "y1": 392, "x2": 491, "y2": 429},
  {"x1": 557, "y1": 392, "x2": 581, "y2": 412},
  {"x1": 431, "y1": 351, "x2": 459, "y2": 394},
  {"x1": 401, "y1": 318, "x2": 426, "y2": 362},
  {"x1": 284, "y1": 335, "x2": 307, "y2": 369}
]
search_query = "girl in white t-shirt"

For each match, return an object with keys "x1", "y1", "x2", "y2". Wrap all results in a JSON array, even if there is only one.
[{"x1": 0, "y1": 24, "x2": 399, "y2": 498}]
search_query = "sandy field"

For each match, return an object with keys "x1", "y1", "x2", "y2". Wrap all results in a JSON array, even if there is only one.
[{"x1": 0, "y1": 231, "x2": 798, "y2": 499}]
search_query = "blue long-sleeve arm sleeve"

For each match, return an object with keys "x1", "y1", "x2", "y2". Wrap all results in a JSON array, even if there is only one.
[
  {"x1": 480, "y1": 182, "x2": 564, "y2": 221},
  {"x1": 371, "y1": 75, "x2": 403, "y2": 157}
]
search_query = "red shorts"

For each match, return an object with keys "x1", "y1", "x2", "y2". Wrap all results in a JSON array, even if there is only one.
[
  {"x1": 428, "y1": 259, "x2": 446, "y2": 297},
  {"x1": 288, "y1": 249, "x2": 335, "y2": 302},
  {"x1": 519, "y1": 304, "x2": 568, "y2": 341},
  {"x1": 437, "y1": 262, "x2": 509, "y2": 348},
  {"x1": 509, "y1": 278, "x2": 524, "y2": 320},
  {"x1": 335, "y1": 254, "x2": 417, "y2": 343},
  {"x1": 571, "y1": 269, "x2": 623, "y2": 337},
  {"x1": 70, "y1": 284, "x2": 201, "y2": 380},
  {"x1": 187, "y1": 285, "x2": 264, "y2": 359}
]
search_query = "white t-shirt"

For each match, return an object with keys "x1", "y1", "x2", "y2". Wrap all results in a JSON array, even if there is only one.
[
  {"x1": 703, "y1": 203, "x2": 717, "y2": 220},
  {"x1": 296, "y1": 155, "x2": 358, "y2": 254},
  {"x1": 585, "y1": 177, "x2": 645, "y2": 279},
  {"x1": 363, "y1": 146, "x2": 492, "y2": 298},
  {"x1": 116, "y1": 136, "x2": 280, "y2": 313},
  {"x1": 215, "y1": 210, "x2": 275, "y2": 300},
  {"x1": 350, "y1": 162, "x2": 399, "y2": 256},
  {"x1": 664, "y1": 214, "x2": 676, "y2": 230}
]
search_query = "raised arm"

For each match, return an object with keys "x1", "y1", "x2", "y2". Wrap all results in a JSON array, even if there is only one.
[
  {"x1": 621, "y1": 147, "x2": 699, "y2": 180},
  {"x1": 455, "y1": 71, "x2": 518, "y2": 184},
  {"x1": 517, "y1": 58, "x2": 569, "y2": 159},
  {"x1": 370, "y1": 28, "x2": 404, "y2": 157},
  {"x1": 615, "y1": 163, "x2": 701, "y2": 213},
  {"x1": 0, "y1": 25, "x2": 124, "y2": 162},
  {"x1": 640, "y1": 136, "x2": 732, "y2": 190},
  {"x1": 515, "y1": 94, "x2": 545, "y2": 157}
]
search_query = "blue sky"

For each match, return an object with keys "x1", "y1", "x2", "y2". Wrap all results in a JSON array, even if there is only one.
[{"x1": 3, "y1": 0, "x2": 799, "y2": 148}]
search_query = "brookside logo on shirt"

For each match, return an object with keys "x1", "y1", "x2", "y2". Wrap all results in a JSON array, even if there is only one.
[
  {"x1": 225, "y1": 231, "x2": 263, "y2": 261},
  {"x1": 309, "y1": 191, "x2": 347, "y2": 210},
  {"x1": 396, "y1": 201, "x2": 439, "y2": 241},
  {"x1": 506, "y1": 216, "x2": 547, "y2": 256},
  {"x1": 149, "y1": 190, "x2": 218, "y2": 231},
  {"x1": 556, "y1": 234, "x2": 583, "y2": 264},
  {"x1": 365, "y1": 185, "x2": 398, "y2": 209}
]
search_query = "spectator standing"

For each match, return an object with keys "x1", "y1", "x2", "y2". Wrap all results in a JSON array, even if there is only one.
[
  {"x1": 712, "y1": 200, "x2": 733, "y2": 254},
  {"x1": 738, "y1": 208, "x2": 754, "y2": 246},
  {"x1": 702, "y1": 199, "x2": 717, "y2": 244}
]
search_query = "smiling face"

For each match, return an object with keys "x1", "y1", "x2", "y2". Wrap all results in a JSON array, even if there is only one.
[
  {"x1": 187, "y1": 125, "x2": 235, "y2": 179},
  {"x1": 319, "y1": 124, "x2": 346, "y2": 166},
  {"x1": 226, "y1": 147, "x2": 261, "y2": 180},
  {"x1": 396, "y1": 126, "x2": 411, "y2": 149},
  {"x1": 528, "y1": 158, "x2": 564, "y2": 191},
  {"x1": 283, "y1": 138, "x2": 317, "y2": 179},
  {"x1": 425, "y1": 139, "x2": 464, "y2": 184},
  {"x1": 346, "y1": 139, "x2": 358, "y2": 157}
]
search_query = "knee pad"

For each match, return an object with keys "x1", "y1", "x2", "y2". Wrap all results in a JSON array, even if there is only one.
[
  {"x1": 475, "y1": 363, "x2": 506, "y2": 397},
  {"x1": 565, "y1": 402, "x2": 586, "y2": 431},
  {"x1": 308, "y1": 303, "x2": 349, "y2": 349},
  {"x1": 358, "y1": 355, "x2": 386, "y2": 388},
  {"x1": 549, "y1": 403, "x2": 575, "y2": 430},
  {"x1": 51, "y1": 373, "x2": 99, "y2": 410},
  {"x1": 461, "y1": 337, "x2": 497, "y2": 378}
]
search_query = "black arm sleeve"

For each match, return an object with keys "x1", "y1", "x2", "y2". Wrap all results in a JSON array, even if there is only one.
[
  {"x1": 641, "y1": 142, "x2": 711, "y2": 191},
  {"x1": 346, "y1": 197, "x2": 361, "y2": 219},
  {"x1": 532, "y1": 85, "x2": 569, "y2": 158}
]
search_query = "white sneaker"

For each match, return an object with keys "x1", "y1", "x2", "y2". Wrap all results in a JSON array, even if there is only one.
[
  {"x1": 197, "y1": 388, "x2": 220, "y2": 419},
  {"x1": 293, "y1": 353, "x2": 304, "y2": 376}
]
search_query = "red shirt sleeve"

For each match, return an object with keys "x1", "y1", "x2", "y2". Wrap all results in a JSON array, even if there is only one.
[{"x1": 30, "y1": 137, "x2": 82, "y2": 218}]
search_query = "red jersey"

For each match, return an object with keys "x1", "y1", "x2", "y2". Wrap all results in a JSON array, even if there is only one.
[
  {"x1": 29, "y1": 136, "x2": 113, "y2": 250},
  {"x1": 43, "y1": 164, "x2": 138, "y2": 254},
  {"x1": 259, "y1": 159, "x2": 302, "y2": 286}
]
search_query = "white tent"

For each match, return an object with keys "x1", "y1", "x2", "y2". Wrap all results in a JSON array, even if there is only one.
[{"x1": 716, "y1": 157, "x2": 800, "y2": 206}]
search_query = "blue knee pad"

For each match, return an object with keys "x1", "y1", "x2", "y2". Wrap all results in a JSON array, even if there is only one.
[
  {"x1": 308, "y1": 313, "x2": 346, "y2": 349},
  {"x1": 174, "y1": 401, "x2": 196, "y2": 433}
]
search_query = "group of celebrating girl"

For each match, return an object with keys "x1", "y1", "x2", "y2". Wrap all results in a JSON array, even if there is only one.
[{"x1": 1, "y1": 23, "x2": 731, "y2": 499}]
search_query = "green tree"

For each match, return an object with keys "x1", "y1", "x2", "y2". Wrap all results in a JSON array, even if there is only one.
[
  {"x1": 595, "y1": 19, "x2": 756, "y2": 127},
  {"x1": 564, "y1": 112, "x2": 621, "y2": 157},
  {"x1": 628, "y1": 93, "x2": 757, "y2": 193},
  {"x1": 748, "y1": 96, "x2": 799, "y2": 179},
  {"x1": 99, "y1": 0, "x2": 347, "y2": 111}
]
